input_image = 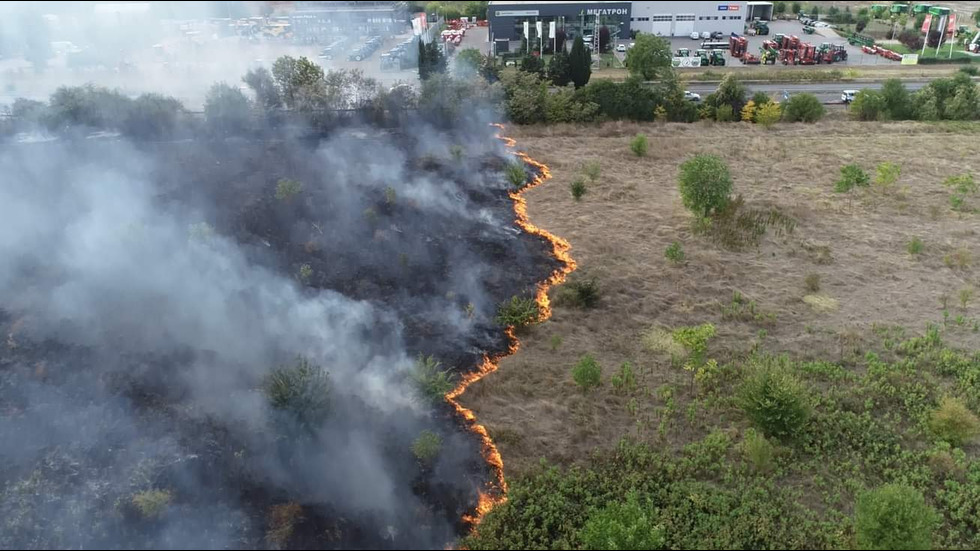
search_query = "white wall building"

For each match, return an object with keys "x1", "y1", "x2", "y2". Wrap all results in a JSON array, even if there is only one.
[{"x1": 630, "y1": 1, "x2": 747, "y2": 37}]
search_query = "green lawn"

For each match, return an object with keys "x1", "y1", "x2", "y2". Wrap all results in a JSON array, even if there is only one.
[{"x1": 888, "y1": 41, "x2": 975, "y2": 60}]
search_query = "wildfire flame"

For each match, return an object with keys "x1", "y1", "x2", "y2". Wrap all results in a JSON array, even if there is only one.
[{"x1": 446, "y1": 123, "x2": 578, "y2": 531}]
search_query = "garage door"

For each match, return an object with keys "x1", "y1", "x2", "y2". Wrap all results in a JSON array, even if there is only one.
[
  {"x1": 673, "y1": 14, "x2": 695, "y2": 36},
  {"x1": 650, "y1": 14, "x2": 672, "y2": 37}
]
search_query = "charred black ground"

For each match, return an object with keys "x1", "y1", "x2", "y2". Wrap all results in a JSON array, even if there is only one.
[{"x1": 0, "y1": 125, "x2": 556, "y2": 549}]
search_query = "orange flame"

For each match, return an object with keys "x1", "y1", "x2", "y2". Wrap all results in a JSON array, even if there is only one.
[{"x1": 446, "y1": 123, "x2": 577, "y2": 532}]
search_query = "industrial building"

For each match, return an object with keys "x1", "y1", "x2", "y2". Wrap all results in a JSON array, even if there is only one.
[
  {"x1": 285, "y1": 1, "x2": 409, "y2": 43},
  {"x1": 488, "y1": 1, "x2": 773, "y2": 51}
]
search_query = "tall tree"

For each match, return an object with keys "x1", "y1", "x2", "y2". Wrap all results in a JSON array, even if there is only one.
[
  {"x1": 625, "y1": 34, "x2": 671, "y2": 81},
  {"x1": 555, "y1": 28, "x2": 567, "y2": 53},
  {"x1": 599, "y1": 26, "x2": 611, "y2": 53},
  {"x1": 569, "y1": 36, "x2": 592, "y2": 89},
  {"x1": 547, "y1": 50, "x2": 572, "y2": 87}
]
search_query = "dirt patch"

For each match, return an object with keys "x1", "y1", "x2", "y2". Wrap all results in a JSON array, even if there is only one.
[{"x1": 463, "y1": 120, "x2": 980, "y2": 477}]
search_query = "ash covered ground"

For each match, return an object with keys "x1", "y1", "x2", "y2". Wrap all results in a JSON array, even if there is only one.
[{"x1": 0, "y1": 121, "x2": 556, "y2": 549}]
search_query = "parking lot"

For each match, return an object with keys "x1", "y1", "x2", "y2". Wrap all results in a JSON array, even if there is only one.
[{"x1": 662, "y1": 20, "x2": 901, "y2": 67}]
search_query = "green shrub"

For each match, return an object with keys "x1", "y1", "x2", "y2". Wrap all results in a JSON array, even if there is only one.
[
  {"x1": 611, "y1": 361, "x2": 637, "y2": 393},
  {"x1": 672, "y1": 323, "x2": 716, "y2": 372},
  {"x1": 805, "y1": 273, "x2": 821, "y2": 293},
  {"x1": 855, "y1": 484, "x2": 937, "y2": 551},
  {"x1": 944, "y1": 248, "x2": 972, "y2": 269},
  {"x1": 571, "y1": 178, "x2": 587, "y2": 201},
  {"x1": 755, "y1": 101, "x2": 782, "y2": 129},
  {"x1": 579, "y1": 492, "x2": 665, "y2": 550},
  {"x1": 959, "y1": 288, "x2": 974, "y2": 309},
  {"x1": 782, "y1": 93, "x2": 825, "y2": 123},
  {"x1": 264, "y1": 356, "x2": 331, "y2": 431},
  {"x1": 850, "y1": 89, "x2": 885, "y2": 121},
  {"x1": 506, "y1": 161, "x2": 527, "y2": 188},
  {"x1": 742, "y1": 429, "x2": 775, "y2": 473},
  {"x1": 275, "y1": 178, "x2": 302, "y2": 201},
  {"x1": 583, "y1": 160, "x2": 601, "y2": 182},
  {"x1": 835, "y1": 164, "x2": 870, "y2": 193},
  {"x1": 297, "y1": 263, "x2": 313, "y2": 285},
  {"x1": 572, "y1": 354, "x2": 602, "y2": 391},
  {"x1": 495, "y1": 295, "x2": 541, "y2": 328},
  {"x1": 412, "y1": 430, "x2": 443, "y2": 464},
  {"x1": 943, "y1": 174, "x2": 977, "y2": 212},
  {"x1": 384, "y1": 186, "x2": 397, "y2": 205},
  {"x1": 678, "y1": 154, "x2": 733, "y2": 218},
  {"x1": 874, "y1": 162, "x2": 901, "y2": 192},
  {"x1": 664, "y1": 241, "x2": 685, "y2": 264},
  {"x1": 737, "y1": 356, "x2": 809, "y2": 439},
  {"x1": 132, "y1": 489, "x2": 172, "y2": 519},
  {"x1": 715, "y1": 104, "x2": 735, "y2": 122},
  {"x1": 907, "y1": 237, "x2": 924, "y2": 256},
  {"x1": 566, "y1": 277, "x2": 601, "y2": 308},
  {"x1": 188, "y1": 221, "x2": 215, "y2": 243},
  {"x1": 450, "y1": 144, "x2": 464, "y2": 160},
  {"x1": 929, "y1": 396, "x2": 980, "y2": 447},
  {"x1": 630, "y1": 133, "x2": 648, "y2": 157},
  {"x1": 411, "y1": 354, "x2": 455, "y2": 403}
]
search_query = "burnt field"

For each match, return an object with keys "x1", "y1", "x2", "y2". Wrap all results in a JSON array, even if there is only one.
[{"x1": 0, "y1": 124, "x2": 556, "y2": 549}]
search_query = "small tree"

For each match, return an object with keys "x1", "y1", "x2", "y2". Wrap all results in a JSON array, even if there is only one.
[
  {"x1": 855, "y1": 484, "x2": 937, "y2": 551},
  {"x1": 929, "y1": 396, "x2": 980, "y2": 446},
  {"x1": 204, "y1": 83, "x2": 251, "y2": 135},
  {"x1": 874, "y1": 162, "x2": 901, "y2": 192},
  {"x1": 713, "y1": 73, "x2": 747, "y2": 115},
  {"x1": 264, "y1": 357, "x2": 331, "y2": 432},
  {"x1": 630, "y1": 133, "x2": 648, "y2": 157},
  {"x1": 741, "y1": 100, "x2": 757, "y2": 122},
  {"x1": 455, "y1": 47, "x2": 484, "y2": 78},
  {"x1": 755, "y1": 101, "x2": 782, "y2": 129},
  {"x1": 519, "y1": 53, "x2": 546, "y2": 77},
  {"x1": 835, "y1": 164, "x2": 870, "y2": 193},
  {"x1": 132, "y1": 489, "x2": 172, "y2": 519},
  {"x1": 275, "y1": 178, "x2": 303, "y2": 201},
  {"x1": 572, "y1": 354, "x2": 602, "y2": 391},
  {"x1": 412, "y1": 430, "x2": 443, "y2": 464},
  {"x1": 881, "y1": 78, "x2": 912, "y2": 120},
  {"x1": 737, "y1": 356, "x2": 809, "y2": 439},
  {"x1": 791, "y1": 2, "x2": 801, "y2": 14},
  {"x1": 625, "y1": 33, "x2": 671, "y2": 81},
  {"x1": 412, "y1": 354, "x2": 455, "y2": 403},
  {"x1": 569, "y1": 36, "x2": 592, "y2": 88},
  {"x1": 571, "y1": 178, "x2": 587, "y2": 200},
  {"x1": 678, "y1": 154, "x2": 733, "y2": 218},
  {"x1": 579, "y1": 492, "x2": 665, "y2": 550},
  {"x1": 850, "y1": 90, "x2": 885, "y2": 121},
  {"x1": 547, "y1": 50, "x2": 572, "y2": 87},
  {"x1": 782, "y1": 93, "x2": 825, "y2": 123},
  {"x1": 495, "y1": 296, "x2": 540, "y2": 328},
  {"x1": 774, "y1": 2, "x2": 787, "y2": 15}
]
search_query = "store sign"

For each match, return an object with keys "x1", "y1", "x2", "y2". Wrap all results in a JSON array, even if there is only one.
[
  {"x1": 495, "y1": 10, "x2": 539, "y2": 17},
  {"x1": 673, "y1": 57, "x2": 703, "y2": 67},
  {"x1": 901, "y1": 54, "x2": 919, "y2": 65},
  {"x1": 718, "y1": 5, "x2": 740, "y2": 10},
  {"x1": 584, "y1": 8, "x2": 628, "y2": 16}
]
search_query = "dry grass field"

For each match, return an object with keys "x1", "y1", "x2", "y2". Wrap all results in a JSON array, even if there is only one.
[{"x1": 464, "y1": 120, "x2": 980, "y2": 478}]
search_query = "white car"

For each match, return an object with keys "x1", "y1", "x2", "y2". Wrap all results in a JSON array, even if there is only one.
[
  {"x1": 690, "y1": 31, "x2": 700, "y2": 40},
  {"x1": 684, "y1": 90, "x2": 701, "y2": 102},
  {"x1": 616, "y1": 44, "x2": 627, "y2": 52},
  {"x1": 701, "y1": 31, "x2": 711, "y2": 39},
  {"x1": 842, "y1": 90, "x2": 858, "y2": 103}
]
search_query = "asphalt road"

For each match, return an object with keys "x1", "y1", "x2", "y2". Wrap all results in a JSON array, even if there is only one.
[{"x1": 685, "y1": 80, "x2": 933, "y2": 103}]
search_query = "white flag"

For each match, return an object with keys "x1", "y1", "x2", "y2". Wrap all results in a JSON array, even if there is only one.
[
  {"x1": 523, "y1": 20, "x2": 529, "y2": 39},
  {"x1": 536, "y1": 21, "x2": 543, "y2": 37},
  {"x1": 549, "y1": 21, "x2": 556, "y2": 39}
]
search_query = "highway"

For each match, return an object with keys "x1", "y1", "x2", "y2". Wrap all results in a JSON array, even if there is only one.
[{"x1": 685, "y1": 80, "x2": 934, "y2": 103}]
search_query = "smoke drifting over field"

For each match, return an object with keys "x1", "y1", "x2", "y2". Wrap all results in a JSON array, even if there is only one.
[{"x1": 1, "y1": 93, "x2": 552, "y2": 551}]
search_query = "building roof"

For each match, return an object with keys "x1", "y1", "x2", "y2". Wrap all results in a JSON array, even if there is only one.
[
  {"x1": 746, "y1": 2, "x2": 774, "y2": 6},
  {"x1": 488, "y1": 1, "x2": 627, "y2": 5}
]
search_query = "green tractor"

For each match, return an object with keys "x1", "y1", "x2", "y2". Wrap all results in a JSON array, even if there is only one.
[
  {"x1": 803, "y1": 25, "x2": 816, "y2": 34},
  {"x1": 677, "y1": 48, "x2": 691, "y2": 57},
  {"x1": 709, "y1": 50, "x2": 726, "y2": 66},
  {"x1": 697, "y1": 48, "x2": 709, "y2": 66}
]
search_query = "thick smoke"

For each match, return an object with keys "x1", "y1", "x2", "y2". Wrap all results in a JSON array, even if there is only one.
[{"x1": 1, "y1": 104, "x2": 552, "y2": 551}]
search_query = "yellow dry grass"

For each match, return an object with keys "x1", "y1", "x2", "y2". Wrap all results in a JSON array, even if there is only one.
[{"x1": 463, "y1": 119, "x2": 980, "y2": 477}]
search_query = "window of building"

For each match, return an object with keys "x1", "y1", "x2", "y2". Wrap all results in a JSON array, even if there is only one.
[
  {"x1": 651, "y1": 15, "x2": 672, "y2": 22},
  {"x1": 676, "y1": 15, "x2": 695, "y2": 21},
  {"x1": 638, "y1": 17, "x2": 650, "y2": 21}
]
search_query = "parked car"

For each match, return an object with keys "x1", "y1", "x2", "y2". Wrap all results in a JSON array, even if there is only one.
[
  {"x1": 690, "y1": 31, "x2": 700, "y2": 40},
  {"x1": 711, "y1": 31, "x2": 725, "y2": 39},
  {"x1": 616, "y1": 43, "x2": 627, "y2": 52},
  {"x1": 842, "y1": 90, "x2": 857, "y2": 104},
  {"x1": 684, "y1": 90, "x2": 702, "y2": 102},
  {"x1": 701, "y1": 31, "x2": 711, "y2": 39}
]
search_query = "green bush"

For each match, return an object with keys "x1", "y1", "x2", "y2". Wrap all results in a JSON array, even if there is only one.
[
  {"x1": 412, "y1": 430, "x2": 443, "y2": 464},
  {"x1": 572, "y1": 354, "x2": 602, "y2": 391},
  {"x1": 665, "y1": 241, "x2": 685, "y2": 264},
  {"x1": 874, "y1": 162, "x2": 901, "y2": 192},
  {"x1": 583, "y1": 160, "x2": 601, "y2": 182},
  {"x1": 411, "y1": 354, "x2": 455, "y2": 403},
  {"x1": 571, "y1": 178, "x2": 587, "y2": 201},
  {"x1": 297, "y1": 263, "x2": 313, "y2": 285},
  {"x1": 855, "y1": 484, "x2": 937, "y2": 551},
  {"x1": 929, "y1": 396, "x2": 980, "y2": 447},
  {"x1": 578, "y1": 492, "x2": 665, "y2": 550},
  {"x1": 755, "y1": 101, "x2": 782, "y2": 129},
  {"x1": 835, "y1": 164, "x2": 870, "y2": 193},
  {"x1": 566, "y1": 277, "x2": 601, "y2": 308},
  {"x1": 943, "y1": 173, "x2": 977, "y2": 212},
  {"x1": 132, "y1": 489, "x2": 172, "y2": 519},
  {"x1": 275, "y1": 178, "x2": 302, "y2": 201},
  {"x1": 506, "y1": 161, "x2": 527, "y2": 188},
  {"x1": 611, "y1": 361, "x2": 637, "y2": 393},
  {"x1": 737, "y1": 356, "x2": 810, "y2": 439},
  {"x1": 678, "y1": 154, "x2": 733, "y2": 218},
  {"x1": 630, "y1": 133, "x2": 648, "y2": 157},
  {"x1": 495, "y1": 295, "x2": 540, "y2": 328},
  {"x1": 265, "y1": 357, "x2": 331, "y2": 432},
  {"x1": 907, "y1": 237, "x2": 924, "y2": 256},
  {"x1": 715, "y1": 104, "x2": 735, "y2": 122},
  {"x1": 850, "y1": 90, "x2": 885, "y2": 121},
  {"x1": 742, "y1": 429, "x2": 775, "y2": 473},
  {"x1": 782, "y1": 93, "x2": 825, "y2": 123}
]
